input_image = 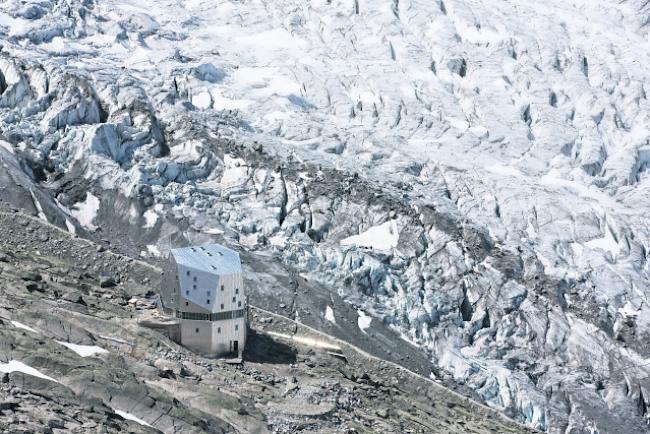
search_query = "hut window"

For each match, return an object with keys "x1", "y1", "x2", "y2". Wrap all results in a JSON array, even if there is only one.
[
  {"x1": 217, "y1": 327, "x2": 221, "y2": 333},
  {"x1": 235, "y1": 325, "x2": 239, "y2": 331},
  {"x1": 221, "y1": 285, "x2": 224, "y2": 291},
  {"x1": 235, "y1": 288, "x2": 239, "y2": 294},
  {"x1": 220, "y1": 303, "x2": 224, "y2": 310},
  {"x1": 232, "y1": 297, "x2": 236, "y2": 303},
  {"x1": 193, "y1": 276, "x2": 197, "y2": 282},
  {"x1": 186, "y1": 271, "x2": 190, "y2": 276},
  {"x1": 238, "y1": 301, "x2": 242, "y2": 307},
  {"x1": 207, "y1": 299, "x2": 210, "y2": 304},
  {"x1": 195, "y1": 328, "x2": 199, "y2": 333}
]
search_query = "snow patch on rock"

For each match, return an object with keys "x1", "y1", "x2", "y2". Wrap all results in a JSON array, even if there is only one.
[
  {"x1": 70, "y1": 193, "x2": 100, "y2": 231},
  {"x1": 0, "y1": 360, "x2": 58, "y2": 383},
  {"x1": 357, "y1": 310, "x2": 372, "y2": 332},
  {"x1": 0, "y1": 140, "x2": 14, "y2": 154},
  {"x1": 341, "y1": 220, "x2": 399, "y2": 251},
  {"x1": 113, "y1": 409, "x2": 152, "y2": 427},
  {"x1": 28, "y1": 189, "x2": 47, "y2": 222},
  {"x1": 146, "y1": 244, "x2": 161, "y2": 257},
  {"x1": 142, "y1": 209, "x2": 158, "y2": 229},
  {"x1": 11, "y1": 321, "x2": 39, "y2": 333},
  {"x1": 325, "y1": 305, "x2": 336, "y2": 325},
  {"x1": 56, "y1": 341, "x2": 108, "y2": 357}
]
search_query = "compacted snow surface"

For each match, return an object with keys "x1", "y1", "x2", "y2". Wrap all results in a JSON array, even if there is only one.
[{"x1": 2, "y1": 0, "x2": 650, "y2": 431}]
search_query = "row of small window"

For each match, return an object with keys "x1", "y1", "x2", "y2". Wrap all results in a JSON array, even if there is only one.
[
  {"x1": 184, "y1": 299, "x2": 242, "y2": 308},
  {"x1": 186, "y1": 285, "x2": 239, "y2": 294},
  {"x1": 195, "y1": 324, "x2": 239, "y2": 333},
  {"x1": 184, "y1": 273, "x2": 240, "y2": 293},
  {"x1": 176, "y1": 308, "x2": 245, "y2": 321}
]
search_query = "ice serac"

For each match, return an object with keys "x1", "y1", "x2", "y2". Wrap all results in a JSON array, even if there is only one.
[{"x1": 0, "y1": 0, "x2": 649, "y2": 432}]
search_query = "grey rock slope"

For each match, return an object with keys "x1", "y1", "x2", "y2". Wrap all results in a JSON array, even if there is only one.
[
  {"x1": 0, "y1": 0, "x2": 649, "y2": 432},
  {"x1": 0, "y1": 204, "x2": 531, "y2": 434}
]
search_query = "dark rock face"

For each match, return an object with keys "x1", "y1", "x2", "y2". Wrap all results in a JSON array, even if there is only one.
[{"x1": 98, "y1": 273, "x2": 116, "y2": 288}]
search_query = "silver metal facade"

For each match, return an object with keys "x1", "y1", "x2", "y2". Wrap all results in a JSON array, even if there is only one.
[{"x1": 159, "y1": 243, "x2": 247, "y2": 358}]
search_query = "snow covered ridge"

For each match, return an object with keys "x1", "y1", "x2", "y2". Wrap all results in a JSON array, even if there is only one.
[{"x1": 1, "y1": 0, "x2": 650, "y2": 431}]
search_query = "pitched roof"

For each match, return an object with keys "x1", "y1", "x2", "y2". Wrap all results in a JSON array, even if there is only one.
[{"x1": 170, "y1": 243, "x2": 241, "y2": 275}]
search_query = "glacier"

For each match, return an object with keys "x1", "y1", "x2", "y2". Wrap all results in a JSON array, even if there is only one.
[{"x1": 0, "y1": 0, "x2": 649, "y2": 432}]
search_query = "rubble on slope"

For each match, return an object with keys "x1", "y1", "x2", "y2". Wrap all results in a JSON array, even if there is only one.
[{"x1": 0, "y1": 202, "x2": 532, "y2": 434}]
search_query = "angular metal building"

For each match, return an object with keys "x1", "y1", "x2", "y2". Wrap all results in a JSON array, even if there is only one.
[{"x1": 159, "y1": 243, "x2": 247, "y2": 358}]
